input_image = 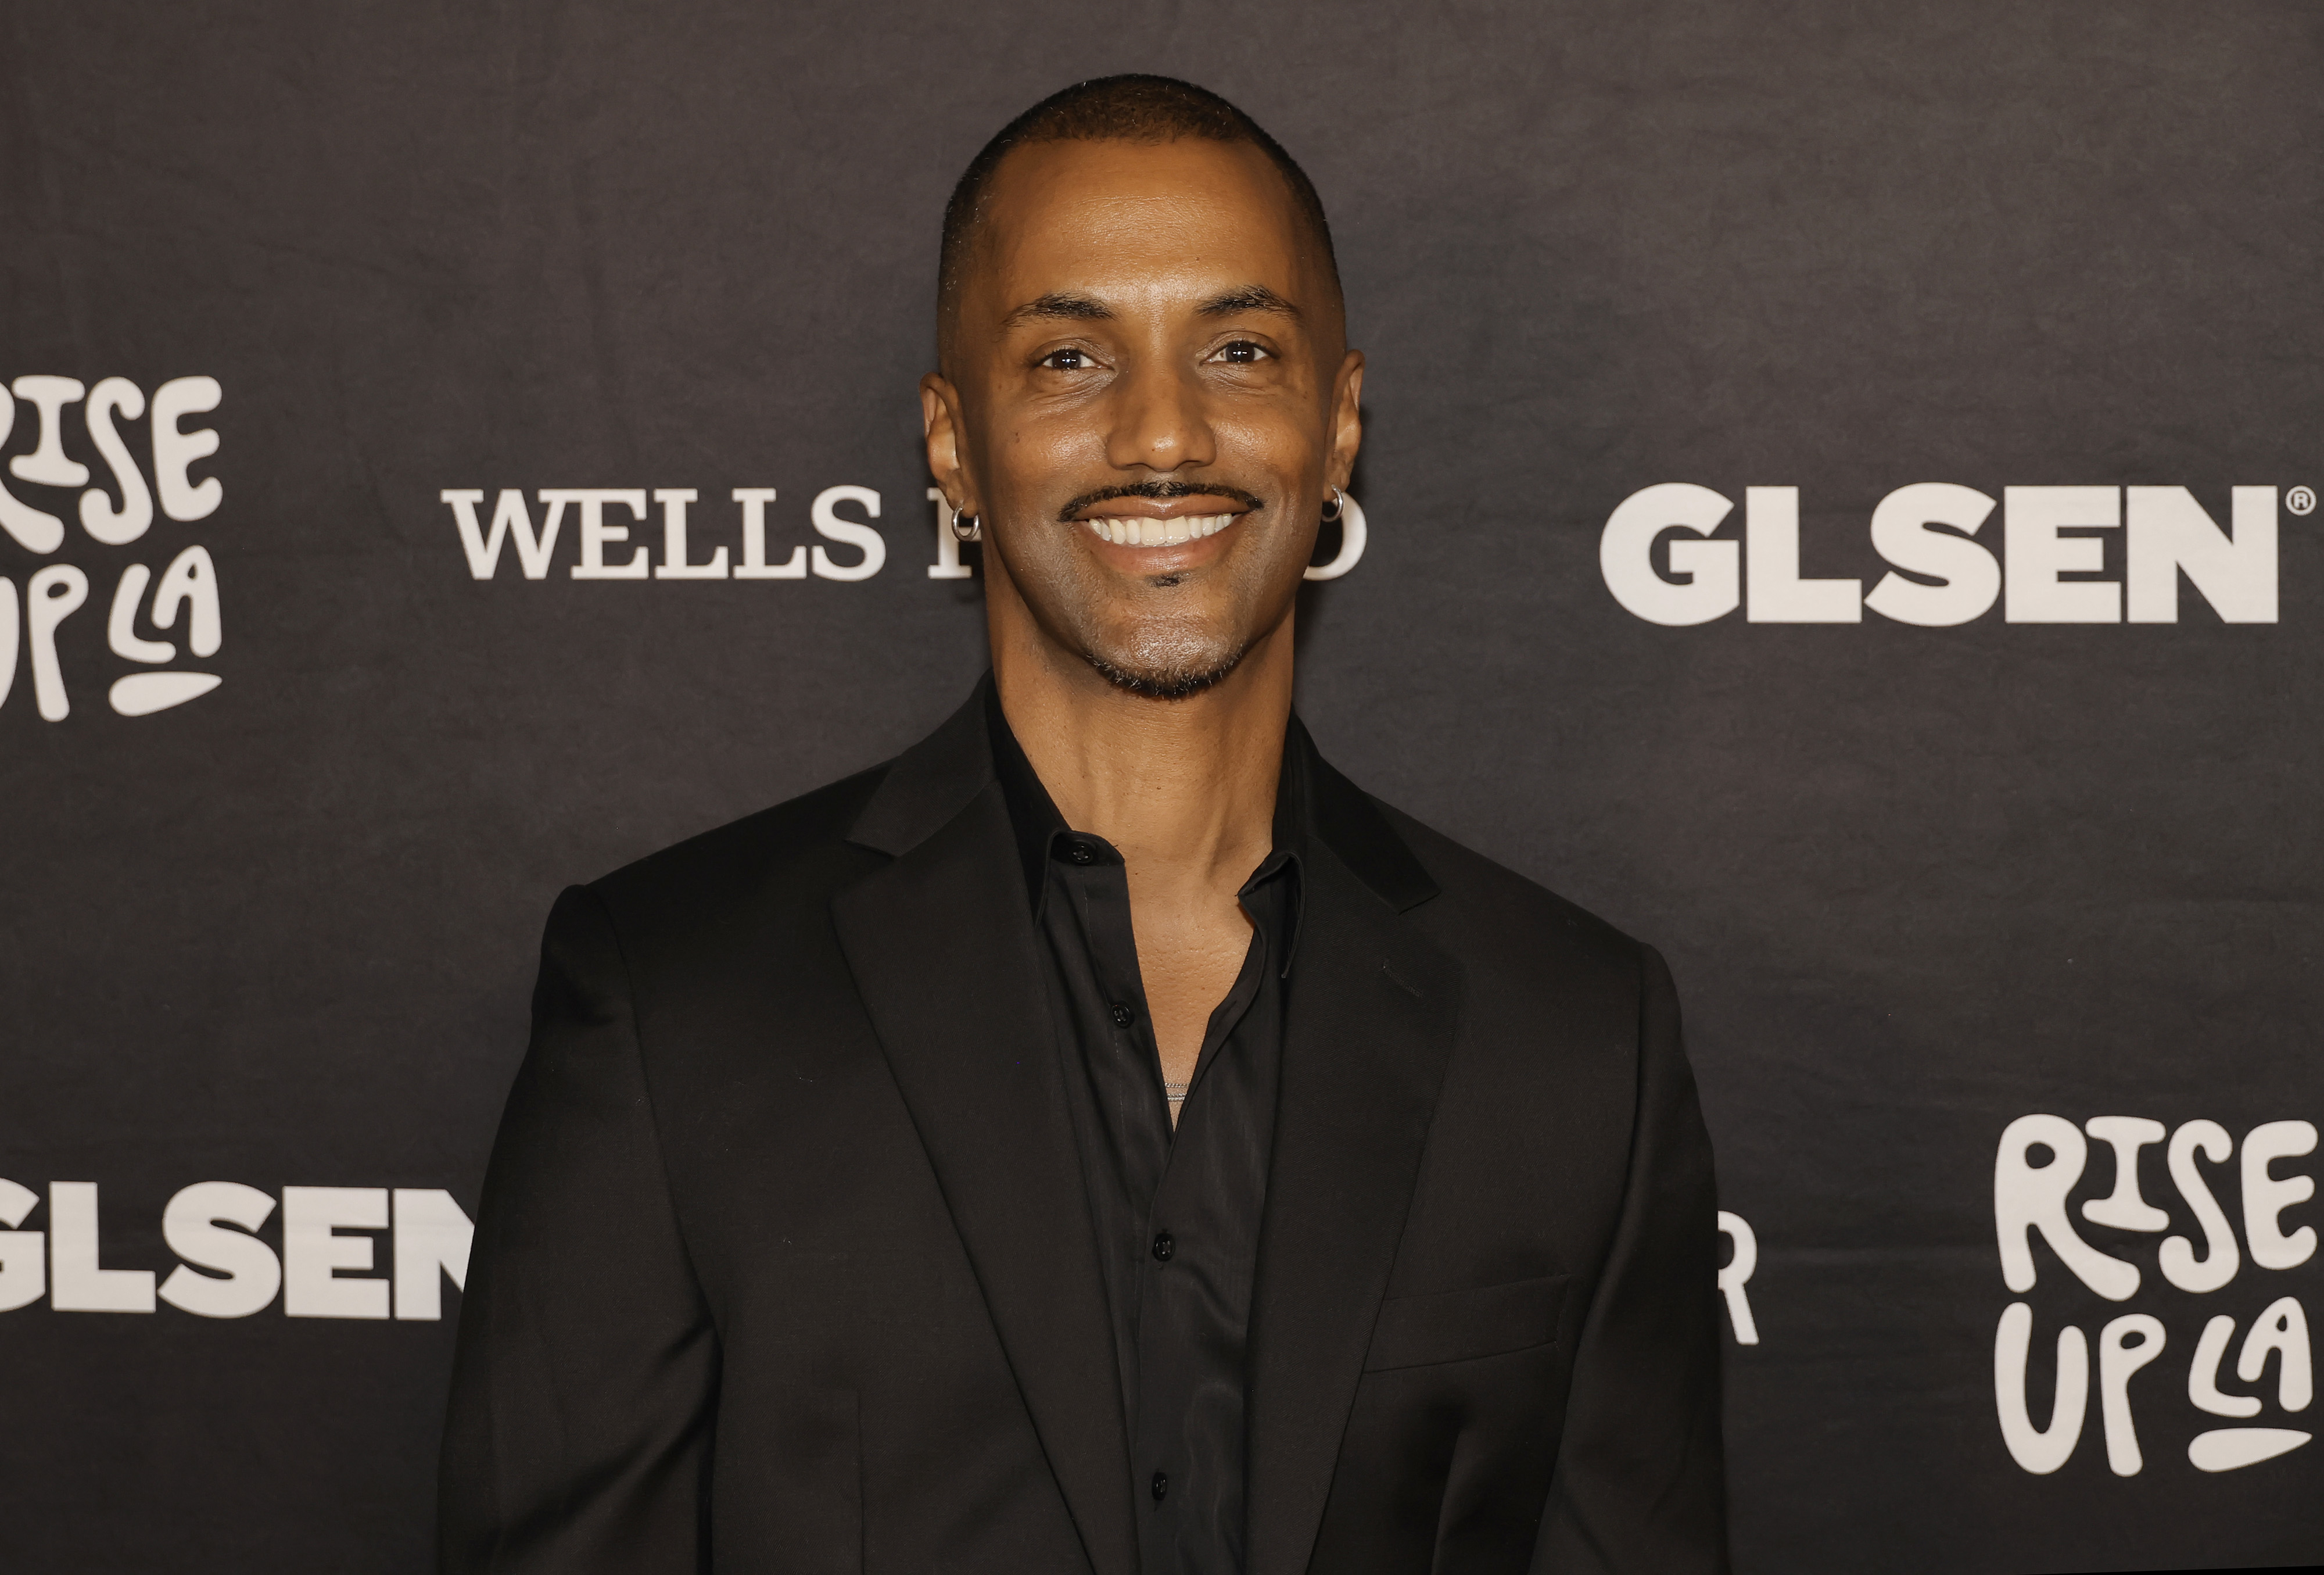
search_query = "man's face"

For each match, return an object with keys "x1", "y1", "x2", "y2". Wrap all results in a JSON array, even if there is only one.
[{"x1": 924, "y1": 137, "x2": 1362, "y2": 697}]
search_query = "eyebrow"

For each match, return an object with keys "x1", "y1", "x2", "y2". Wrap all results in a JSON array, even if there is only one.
[
  {"x1": 1199, "y1": 285, "x2": 1300, "y2": 320},
  {"x1": 1002, "y1": 292, "x2": 1114, "y2": 328}
]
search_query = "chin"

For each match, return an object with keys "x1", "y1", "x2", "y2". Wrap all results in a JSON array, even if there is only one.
[{"x1": 1081, "y1": 633, "x2": 1250, "y2": 700}]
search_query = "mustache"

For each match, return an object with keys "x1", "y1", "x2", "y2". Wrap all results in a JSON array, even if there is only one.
[{"x1": 1055, "y1": 480, "x2": 1267, "y2": 521}]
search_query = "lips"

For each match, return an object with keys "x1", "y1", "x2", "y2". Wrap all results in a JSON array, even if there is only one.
[{"x1": 1082, "y1": 513, "x2": 1238, "y2": 547}]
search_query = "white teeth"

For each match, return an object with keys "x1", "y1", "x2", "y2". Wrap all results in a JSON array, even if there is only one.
[{"x1": 1085, "y1": 513, "x2": 1238, "y2": 545}]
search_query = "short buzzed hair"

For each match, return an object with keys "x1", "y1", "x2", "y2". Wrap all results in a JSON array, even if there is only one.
[{"x1": 938, "y1": 75, "x2": 1341, "y2": 335}]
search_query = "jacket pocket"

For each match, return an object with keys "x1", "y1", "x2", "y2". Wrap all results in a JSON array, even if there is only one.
[{"x1": 1363, "y1": 1273, "x2": 1569, "y2": 1371}]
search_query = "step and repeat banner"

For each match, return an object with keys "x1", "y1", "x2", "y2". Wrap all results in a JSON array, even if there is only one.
[{"x1": 5, "y1": 3, "x2": 2318, "y2": 1571}]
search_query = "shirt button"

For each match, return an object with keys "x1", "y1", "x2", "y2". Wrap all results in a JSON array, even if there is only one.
[
  {"x1": 1151, "y1": 1470, "x2": 1170, "y2": 1501},
  {"x1": 1109, "y1": 1002, "x2": 1134, "y2": 1029},
  {"x1": 1063, "y1": 839, "x2": 1096, "y2": 866},
  {"x1": 1151, "y1": 1230, "x2": 1175, "y2": 1262}
]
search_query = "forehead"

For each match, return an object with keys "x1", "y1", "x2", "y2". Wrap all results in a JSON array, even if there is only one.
[{"x1": 967, "y1": 137, "x2": 1318, "y2": 310}]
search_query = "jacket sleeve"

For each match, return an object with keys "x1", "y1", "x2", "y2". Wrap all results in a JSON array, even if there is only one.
[
  {"x1": 438, "y1": 885, "x2": 718, "y2": 1574},
  {"x1": 1532, "y1": 943, "x2": 1730, "y2": 1574}
]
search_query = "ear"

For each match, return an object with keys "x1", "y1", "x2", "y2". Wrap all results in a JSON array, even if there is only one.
[
  {"x1": 1326, "y1": 349, "x2": 1365, "y2": 491},
  {"x1": 921, "y1": 372, "x2": 976, "y2": 513}
]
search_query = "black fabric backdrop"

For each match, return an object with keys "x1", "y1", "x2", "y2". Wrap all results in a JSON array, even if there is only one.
[{"x1": 4, "y1": 2, "x2": 2319, "y2": 1570}]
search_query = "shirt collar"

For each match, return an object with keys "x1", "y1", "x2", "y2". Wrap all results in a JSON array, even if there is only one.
[{"x1": 984, "y1": 677, "x2": 1308, "y2": 975}]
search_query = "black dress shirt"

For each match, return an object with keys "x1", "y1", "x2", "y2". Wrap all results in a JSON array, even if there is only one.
[{"x1": 988, "y1": 692, "x2": 1303, "y2": 1575}]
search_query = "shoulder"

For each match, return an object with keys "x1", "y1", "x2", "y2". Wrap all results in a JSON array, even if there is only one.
[
  {"x1": 1357, "y1": 796, "x2": 1681, "y2": 1153},
  {"x1": 575, "y1": 762, "x2": 892, "y2": 955},
  {"x1": 1369, "y1": 796, "x2": 1655, "y2": 996}
]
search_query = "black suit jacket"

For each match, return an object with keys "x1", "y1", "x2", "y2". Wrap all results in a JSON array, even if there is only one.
[{"x1": 438, "y1": 689, "x2": 1728, "y2": 1574}]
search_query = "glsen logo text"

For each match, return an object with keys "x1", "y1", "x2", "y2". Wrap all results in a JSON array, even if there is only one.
[{"x1": 1602, "y1": 484, "x2": 2282, "y2": 627}]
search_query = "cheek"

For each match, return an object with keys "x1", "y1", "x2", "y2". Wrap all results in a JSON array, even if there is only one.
[
  {"x1": 1212, "y1": 390, "x2": 1328, "y2": 467},
  {"x1": 992, "y1": 413, "x2": 1104, "y2": 497}
]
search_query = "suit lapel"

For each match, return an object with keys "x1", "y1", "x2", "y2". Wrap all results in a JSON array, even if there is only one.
[
  {"x1": 831, "y1": 693, "x2": 1136, "y2": 1575},
  {"x1": 1246, "y1": 761, "x2": 1461, "y2": 1575}
]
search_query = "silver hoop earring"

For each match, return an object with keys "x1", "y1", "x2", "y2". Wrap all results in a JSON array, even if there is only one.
[
  {"x1": 950, "y1": 507, "x2": 981, "y2": 543},
  {"x1": 1320, "y1": 486, "x2": 1346, "y2": 524}
]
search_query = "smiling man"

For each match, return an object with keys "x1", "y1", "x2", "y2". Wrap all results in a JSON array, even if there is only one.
[{"x1": 440, "y1": 76, "x2": 1727, "y2": 1575}]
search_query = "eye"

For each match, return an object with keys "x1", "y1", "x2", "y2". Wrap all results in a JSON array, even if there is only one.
[
  {"x1": 1039, "y1": 347, "x2": 1092, "y2": 371},
  {"x1": 1213, "y1": 340, "x2": 1270, "y2": 365}
]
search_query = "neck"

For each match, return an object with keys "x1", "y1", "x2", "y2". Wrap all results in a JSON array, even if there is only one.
[{"x1": 988, "y1": 597, "x2": 1292, "y2": 889}]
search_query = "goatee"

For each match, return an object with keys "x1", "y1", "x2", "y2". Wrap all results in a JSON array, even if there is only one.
[{"x1": 1083, "y1": 643, "x2": 1249, "y2": 700}]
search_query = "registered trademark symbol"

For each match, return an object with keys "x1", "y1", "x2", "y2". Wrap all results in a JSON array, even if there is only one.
[{"x1": 2290, "y1": 485, "x2": 2318, "y2": 516}]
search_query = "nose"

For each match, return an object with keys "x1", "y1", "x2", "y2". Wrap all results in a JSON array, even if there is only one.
[{"x1": 1105, "y1": 355, "x2": 1216, "y2": 476}]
